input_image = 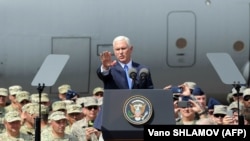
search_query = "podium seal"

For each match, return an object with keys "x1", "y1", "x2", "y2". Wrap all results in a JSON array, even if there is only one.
[{"x1": 123, "y1": 95, "x2": 153, "y2": 125}]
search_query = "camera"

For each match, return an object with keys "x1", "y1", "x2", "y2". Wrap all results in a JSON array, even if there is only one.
[
  {"x1": 177, "y1": 101, "x2": 191, "y2": 108},
  {"x1": 171, "y1": 86, "x2": 183, "y2": 93},
  {"x1": 88, "y1": 120, "x2": 94, "y2": 127}
]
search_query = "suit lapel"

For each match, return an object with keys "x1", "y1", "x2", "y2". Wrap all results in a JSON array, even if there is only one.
[{"x1": 112, "y1": 63, "x2": 129, "y2": 89}]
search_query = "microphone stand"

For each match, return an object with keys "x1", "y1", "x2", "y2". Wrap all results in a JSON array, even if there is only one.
[
  {"x1": 132, "y1": 79, "x2": 139, "y2": 89},
  {"x1": 139, "y1": 75, "x2": 148, "y2": 89},
  {"x1": 35, "y1": 83, "x2": 45, "y2": 141},
  {"x1": 129, "y1": 71, "x2": 138, "y2": 89},
  {"x1": 232, "y1": 82, "x2": 244, "y2": 125}
]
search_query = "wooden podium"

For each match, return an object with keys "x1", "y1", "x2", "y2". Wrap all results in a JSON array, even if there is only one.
[{"x1": 101, "y1": 89, "x2": 175, "y2": 141}]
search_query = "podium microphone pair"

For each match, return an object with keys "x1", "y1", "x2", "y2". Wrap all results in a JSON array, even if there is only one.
[{"x1": 128, "y1": 67, "x2": 149, "y2": 89}]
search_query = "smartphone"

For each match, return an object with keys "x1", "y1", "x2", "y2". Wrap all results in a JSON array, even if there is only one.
[
  {"x1": 226, "y1": 109, "x2": 233, "y2": 117},
  {"x1": 177, "y1": 101, "x2": 191, "y2": 108},
  {"x1": 88, "y1": 120, "x2": 94, "y2": 127}
]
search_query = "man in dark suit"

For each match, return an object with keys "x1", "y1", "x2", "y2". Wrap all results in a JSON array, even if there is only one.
[
  {"x1": 95, "y1": 36, "x2": 154, "y2": 141},
  {"x1": 96, "y1": 35, "x2": 154, "y2": 89}
]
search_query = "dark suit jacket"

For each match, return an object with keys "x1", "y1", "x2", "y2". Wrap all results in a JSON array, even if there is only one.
[{"x1": 96, "y1": 61, "x2": 154, "y2": 89}]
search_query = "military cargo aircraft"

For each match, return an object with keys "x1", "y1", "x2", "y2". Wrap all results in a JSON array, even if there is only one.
[{"x1": 0, "y1": 0, "x2": 249, "y2": 103}]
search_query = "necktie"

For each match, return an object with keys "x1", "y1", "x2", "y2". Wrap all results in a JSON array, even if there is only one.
[{"x1": 124, "y1": 65, "x2": 132, "y2": 89}]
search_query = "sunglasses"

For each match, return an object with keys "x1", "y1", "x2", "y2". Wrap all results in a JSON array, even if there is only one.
[
  {"x1": 94, "y1": 92, "x2": 103, "y2": 97},
  {"x1": 244, "y1": 96, "x2": 250, "y2": 101},
  {"x1": 233, "y1": 93, "x2": 243, "y2": 97},
  {"x1": 86, "y1": 106, "x2": 98, "y2": 110},
  {"x1": 68, "y1": 113, "x2": 81, "y2": 117},
  {"x1": 213, "y1": 114, "x2": 225, "y2": 118},
  {"x1": 21, "y1": 100, "x2": 30, "y2": 105}
]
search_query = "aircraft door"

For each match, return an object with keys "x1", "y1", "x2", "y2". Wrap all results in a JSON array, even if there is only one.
[{"x1": 51, "y1": 37, "x2": 91, "y2": 97}]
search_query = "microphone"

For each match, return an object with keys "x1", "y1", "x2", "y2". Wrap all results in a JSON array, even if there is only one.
[
  {"x1": 128, "y1": 67, "x2": 138, "y2": 89},
  {"x1": 138, "y1": 68, "x2": 149, "y2": 89},
  {"x1": 128, "y1": 67, "x2": 137, "y2": 80},
  {"x1": 139, "y1": 68, "x2": 149, "y2": 80}
]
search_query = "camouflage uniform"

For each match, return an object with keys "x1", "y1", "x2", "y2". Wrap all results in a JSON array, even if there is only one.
[
  {"x1": 0, "y1": 107, "x2": 5, "y2": 133},
  {"x1": 0, "y1": 132, "x2": 33, "y2": 141},
  {"x1": 41, "y1": 124, "x2": 50, "y2": 133},
  {"x1": 71, "y1": 118, "x2": 98, "y2": 141},
  {"x1": 71, "y1": 97, "x2": 100, "y2": 141},
  {"x1": 41, "y1": 111, "x2": 78, "y2": 141},
  {"x1": 41, "y1": 128, "x2": 78, "y2": 141},
  {"x1": 19, "y1": 103, "x2": 39, "y2": 140},
  {"x1": 65, "y1": 104, "x2": 82, "y2": 134},
  {"x1": 19, "y1": 124, "x2": 35, "y2": 137},
  {"x1": 65, "y1": 125, "x2": 71, "y2": 134},
  {"x1": 4, "y1": 104, "x2": 18, "y2": 113},
  {"x1": 5, "y1": 85, "x2": 22, "y2": 113},
  {"x1": 0, "y1": 111, "x2": 33, "y2": 141},
  {"x1": 0, "y1": 88, "x2": 8, "y2": 134}
]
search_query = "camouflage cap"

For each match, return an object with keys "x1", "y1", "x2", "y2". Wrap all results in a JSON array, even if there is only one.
[
  {"x1": 49, "y1": 111, "x2": 66, "y2": 121},
  {"x1": 76, "y1": 97, "x2": 88, "y2": 107},
  {"x1": 22, "y1": 103, "x2": 38, "y2": 112},
  {"x1": 0, "y1": 88, "x2": 8, "y2": 96},
  {"x1": 31, "y1": 93, "x2": 50, "y2": 103},
  {"x1": 213, "y1": 105, "x2": 227, "y2": 115},
  {"x1": 16, "y1": 91, "x2": 30, "y2": 103},
  {"x1": 243, "y1": 88, "x2": 250, "y2": 98},
  {"x1": 26, "y1": 103, "x2": 40, "y2": 115},
  {"x1": 41, "y1": 105, "x2": 50, "y2": 115},
  {"x1": 228, "y1": 101, "x2": 243, "y2": 110},
  {"x1": 63, "y1": 100, "x2": 74, "y2": 106},
  {"x1": 84, "y1": 96, "x2": 99, "y2": 107},
  {"x1": 226, "y1": 92, "x2": 234, "y2": 104},
  {"x1": 52, "y1": 101, "x2": 66, "y2": 111},
  {"x1": 93, "y1": 87, "x2": 104, "y2": 95},
  {"x1": 58, "y1": 84, "x2": 71, "y2": 94},
  {"x1": 8, "y1": 85, "x2": 22, "y2": 95},
  {"x1": 5, "y1": 111, "x2": 21, "y2": 122},
  {"x1": 66, "y1": 104, "x2": 82, "y2": 114},
  {"x1": 97, "y1": 97, "x2": 103, "y2": 106}
]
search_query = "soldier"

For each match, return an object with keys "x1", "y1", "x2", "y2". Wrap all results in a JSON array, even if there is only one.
[
  {"x1": 92, "y1": 87, "x2": 104, "y2": 100},
  {"x1": 65, "y1": 104, "x2": 82, "y2": 134},
  {"x1": 41, "y1": 111, "x2": 78, "y2": 141},
  {"x1": 58, "y1": 84, "x2": 71, "y2": 101},
  {"x1": 30, "y1": 93, "x2": 50, "y2": 107},
  {"x1": 0, "y1": 88, "x2": 8, "y2": 134},
  {"x1": 76, "y1": 96, "x2": 88, "y2": 119},
  {"x1": 15, "y1": 91, "x2": 30, "y2": 114},
  {"x1": 5, "y1": 85, "x2": 22, "y2": 113},
  {"x1": 0, "y1": 111, "x2": 32, "y2": 140},
  {"x1": 40, "y1": 104, "x2": 50, "y2": 132},
  {"x1": 71, "y1": 96, "x2": 100, "y2": 141},
  {"x1": 20, "y1": 103, "x2": 39, "y2": 139}
]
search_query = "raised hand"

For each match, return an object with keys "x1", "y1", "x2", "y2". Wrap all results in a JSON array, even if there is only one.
[{"x1": 100, "y1": 51, "x2": 116, "y2": 70}]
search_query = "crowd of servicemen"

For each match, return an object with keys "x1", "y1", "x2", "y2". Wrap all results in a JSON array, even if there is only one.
[
  {"x1": 0, "y1": 81, "x2": 250, "y2": 141},
  {"x1": 0, "y1": 84, "x2": 103, "y2": 141}
]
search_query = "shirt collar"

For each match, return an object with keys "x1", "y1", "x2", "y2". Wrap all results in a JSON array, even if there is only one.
[{"x1": 120, "y1": 60, "x2": 132, "y2": 69}]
